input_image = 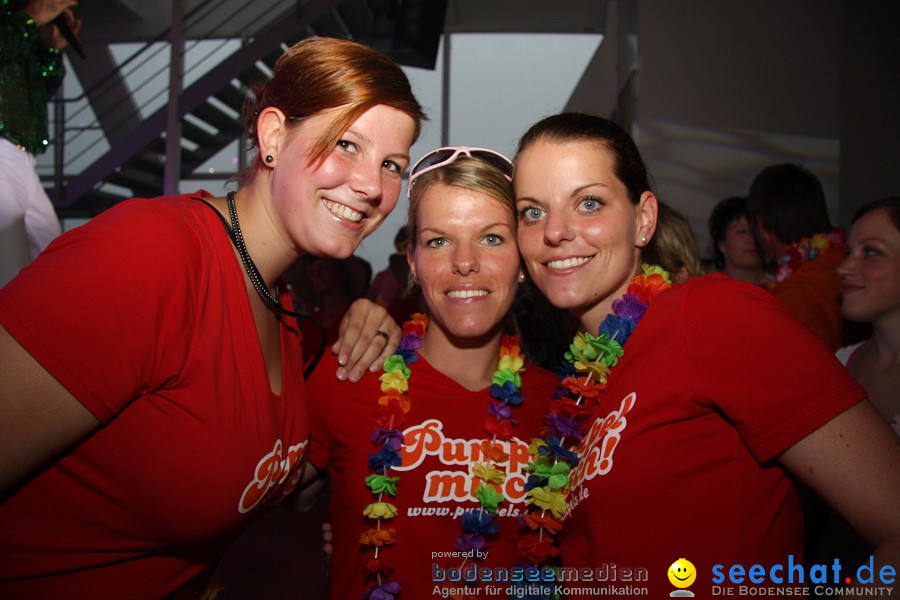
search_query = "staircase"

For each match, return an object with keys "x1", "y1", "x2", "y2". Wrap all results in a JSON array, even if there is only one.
[{"x1": 49, "y1": 0, "x2": 447, "y2": 218}]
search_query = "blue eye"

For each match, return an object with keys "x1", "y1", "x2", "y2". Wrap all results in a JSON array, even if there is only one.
[
  {"x1": 425, "y1": 237, "x2": 447, "y2": 248},
  {"x1": 484, "y1": 234, "x2": 503, "y2": 246},
  {"x1": 580, "y1": 197, "x2": 602, "y2": 212},
  {"x1": 519, "y1": 206, "x2": 545, "y2": 223}
]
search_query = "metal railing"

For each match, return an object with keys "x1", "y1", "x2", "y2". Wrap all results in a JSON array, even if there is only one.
[{"x1": 40, "y1": 0, "x2": 299, "y2": 200}]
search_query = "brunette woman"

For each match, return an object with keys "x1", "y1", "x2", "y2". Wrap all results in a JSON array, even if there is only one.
[
  {"x1": 836, "y1": 196, "x2": 900, "y2": 435},
  {"x1": 811, "y1": 197, "x2": 900, "y2": 583},
  {"x1": 707, "y1": 195, "x2": 766, "y2": 285},
  {"x1": 0, "y1": 37, "x2": 424, "y2": 598},
  {"x1": 512, "y1": 113, "x2": 900, "y2": 596}
]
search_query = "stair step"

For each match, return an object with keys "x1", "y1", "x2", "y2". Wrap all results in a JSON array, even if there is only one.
[
  {"x1": 236, "y1": 64, "x2": 270, "y2": 89},
  {"x1": 146, "y1": 137, "x2": 202, "y2": 157},
  {"x1": 108, "y1": 166, "x2": 162, "y2": 195},
  {"x1": 130, "y1": 152, "x2": 165, "y2": 178},
  {"x1": 56, "y1": 190, "x2": 129, "y2": 219},
  {"x1": 182, "y1": 120, "x2": 227, "y2": 149},
  {"x1": 215, "y1": 82, "x2": 247, "y2": 110},
  {"x1": 192, "y1": 102, "x2": 242, "y2": 133}
]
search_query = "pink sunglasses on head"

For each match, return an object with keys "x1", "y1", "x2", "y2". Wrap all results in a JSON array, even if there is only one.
[{"x1": 407, "y1": 146, "x2": 513, "y2": 198}]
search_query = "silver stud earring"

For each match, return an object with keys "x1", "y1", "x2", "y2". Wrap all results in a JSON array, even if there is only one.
[
  {"x1": 518, "y1": 273, "x2": 526, "y2": 283},
  {"x1": 265, "y1": 155, "x2": 274, "y2": 164}
]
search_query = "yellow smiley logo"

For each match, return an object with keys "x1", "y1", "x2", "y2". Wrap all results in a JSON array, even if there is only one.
[{"x1": 668, "y1": 558, "x2": 697, "y2": 589}]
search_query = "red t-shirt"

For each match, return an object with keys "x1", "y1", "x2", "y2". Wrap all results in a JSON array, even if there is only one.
[
  {"x1": 307, "y1": 349, "x2": 560, "y2": 599},
  {"x1": 559, "y1": 275, "x2": 865, "y2": 596},
  {"x1": 770, "y1": 245, "x2": 845, "y2": 350},
  {"x1": 0, "y1": 195, "x2": 309, "y2": 599}
]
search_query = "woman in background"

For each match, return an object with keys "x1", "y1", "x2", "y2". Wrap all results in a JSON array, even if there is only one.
[
  {"x1": 0, "y1": 36, "x2": 424, "y2": 599},
  {"x1": 808, "y1": 196, "x2": 900, "y2": 589},
  {"x1": 648, "y1": 201, "x2": 702, "y2": 283},
  {"x1": 707, "y1": 195, "x2": 765, "y2": 285},
  {"x1": 836, "y1": 196, "x2": 900, "y2": 434}
]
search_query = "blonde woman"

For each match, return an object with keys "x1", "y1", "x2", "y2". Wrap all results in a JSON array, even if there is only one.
[{"x1": 304, "y1": 148, "x2": 559, "y2": 599}]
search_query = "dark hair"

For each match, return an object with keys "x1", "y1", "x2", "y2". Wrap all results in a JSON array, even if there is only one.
[
  {"x1": 243, "y1": 36, "x2": 427, "y2": 178},
  {"x1": 514, "y1": 113, "x2": 651, "y2": 204},
  {"x1": 708, "y1": 196, "x2": 749, "y2": 269},
  {"x1": 852, "y1": 196, "x2": 900, "y2": 231},
  {"x1": 746, "y1": 163, "x2": 831, "y2": 244},
  {"x1": 512, "y1": 278, "x2": 576, "y2": 371},
  {"x1": 393, "y1": 226, "x2": 409, "y2": 253}
]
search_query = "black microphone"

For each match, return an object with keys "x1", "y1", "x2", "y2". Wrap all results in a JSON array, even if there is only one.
[{"x1": 53, "y1": 13, "x2": 86, "y2": 59}]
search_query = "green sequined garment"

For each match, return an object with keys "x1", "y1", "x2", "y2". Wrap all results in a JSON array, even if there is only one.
[{"x1": 0, "y1": 0, "x2": 65, "y2": 154}]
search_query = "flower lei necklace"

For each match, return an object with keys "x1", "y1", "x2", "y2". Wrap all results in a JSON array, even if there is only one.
[
  {"x1": 515, "y1": 265, "x2": 672, "y2": 599},
  {"x1": 770, "y1": 228, "x2": 845, "y2": 285},
  {"x1": 361, "y1": 313, "x2": 527, "y2": 600}
]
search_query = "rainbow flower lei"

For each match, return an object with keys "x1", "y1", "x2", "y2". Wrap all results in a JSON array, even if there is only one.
[
  {"x1": 361, "y1": 313, "x2": 526, "y2": 600},
  {"x1": 515, "y1": 265, "x2": 672, "y2": 600},
  {"x1": 770, "y1": 228, "x2": 845, "y2": 285}
]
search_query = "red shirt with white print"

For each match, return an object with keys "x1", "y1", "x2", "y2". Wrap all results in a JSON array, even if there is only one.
[
  {"x1": 308, "y1": 349, "x2": 559, "y2": 600},
  {"x1": 0, "y1": 194, "x2": 308, "y2": 599}
]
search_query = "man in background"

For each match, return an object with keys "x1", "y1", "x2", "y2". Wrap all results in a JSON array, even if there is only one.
[{"x1": 747, "y1": 163, "x2": 845, "y2": 349}]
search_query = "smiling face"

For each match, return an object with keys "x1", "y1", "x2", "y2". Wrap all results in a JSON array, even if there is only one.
[
  {"x1": 667, "y1": 558, "x2": 697, "y2": 589},
  {"x1": 720, "y1": 215, "x2": 763, "y2": 272},
  {"x1": 266, "y1": 104, "x2": 417, "y2": 259},
  {"x1": 837, "y1": 208, "x2": 900, "y2": 324},
  {"x1": 408, "y1": 183, "x2": 520, "y2": 344},
  {"x1": 514, "y1": 138, "x2": 656, "y2": 330}
]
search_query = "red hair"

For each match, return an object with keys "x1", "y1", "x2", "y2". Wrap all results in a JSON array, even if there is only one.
[{"x1": 244, "y1": 36, "x2": 426, "y2": 177}]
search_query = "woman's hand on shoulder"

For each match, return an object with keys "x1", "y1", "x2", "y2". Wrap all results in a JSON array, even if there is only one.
[{"x1": 331, "y1": 299, "x2": 400, "y2": 382}]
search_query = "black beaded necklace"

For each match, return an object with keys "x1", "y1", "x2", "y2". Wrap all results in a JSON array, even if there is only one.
[
  {"x1": 198, "y1": 192, "x2": 327, "y2": 380},
  {"x1": 227, "y1": 191, "x2": 281, "y2": 308}
]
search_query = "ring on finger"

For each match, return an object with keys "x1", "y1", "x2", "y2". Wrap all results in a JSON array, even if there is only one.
[{"x1": 374, "y1": 330, "x2": 390, "y2": 344}]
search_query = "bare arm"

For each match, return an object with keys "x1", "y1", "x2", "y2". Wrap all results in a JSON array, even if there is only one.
[
  {"x1": 331, "y1": 299, "x2": 401, "y2": 382},
  {"x1": 0, "y1": 324, "x2": 99, "y2": 496},
  {"x1": 779, "y1": 400, "x2": 900, "y2": 576}
]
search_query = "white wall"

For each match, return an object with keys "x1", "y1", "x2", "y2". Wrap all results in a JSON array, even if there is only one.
[{"x1": 635, "y1": 0, "x2": 841, "y2": 257}]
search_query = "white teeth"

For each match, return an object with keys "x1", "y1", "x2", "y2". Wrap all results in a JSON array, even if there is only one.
[
  {"x1": 547, "y1": 256, "x2": 592, "y2": 269},
  {"x1": 447, "y1": 290, "x2": 489, "y2": 299},
  {"x1": 323, "y1": 200, "x2": 363, "y2": 223}
]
